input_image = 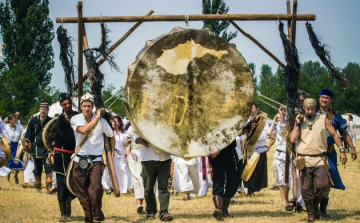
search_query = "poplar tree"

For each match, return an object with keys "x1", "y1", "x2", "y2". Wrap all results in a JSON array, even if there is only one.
[{"x1": 0, "y1": 0, "x2": 54, "y2": 119}]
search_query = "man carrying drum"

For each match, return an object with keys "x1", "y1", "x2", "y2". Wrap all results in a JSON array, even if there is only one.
[
  {"x1": 54, "y1": 93, "x2": 78, "y2": 222},
  {"x1": 70, "y1": 94, "x2": 114, "y2": 223}
]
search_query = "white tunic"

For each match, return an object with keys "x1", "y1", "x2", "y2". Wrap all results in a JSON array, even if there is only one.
[{"x1": 70, "y1": 113, "x2": 113, "y2": 162}]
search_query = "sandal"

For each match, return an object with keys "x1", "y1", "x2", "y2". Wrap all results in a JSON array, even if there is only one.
[
  {"x1": 146, "y1": 214, "x2": 155, "y2": 220},
  {"x1": 285, "y1": 200, "x2": 296, "y2": 211},
  {"x1": 160, "y1": 213, "x2": 173, "y2": 222}
]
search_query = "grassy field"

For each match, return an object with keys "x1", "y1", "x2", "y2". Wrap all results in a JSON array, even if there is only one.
[{"x1": 1, "y1": 141, "x2": 360, "y2": 223}]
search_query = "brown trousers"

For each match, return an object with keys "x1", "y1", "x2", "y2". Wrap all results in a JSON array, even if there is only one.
[
  {"x1": 73, "y1": 161, "x2": 104, "y2": 223},
  {"x1": 300, "y1": 165, "x2": 329, "y2": 202}
]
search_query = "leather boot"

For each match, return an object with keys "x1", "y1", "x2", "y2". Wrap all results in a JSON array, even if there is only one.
[
  {"x1": 46, "y1": 172, "x2": 54, "y2": 194},
  {"x1": 212, "y1": 195, "x2": 223, "y2": 221},
  {"x1": 35, "y1": 175, "x2": 42, "y2": 193},
  {"x1": 305, "y1": 200, "x2": 316, "y2": 222},
  {"x1": 320, "y1": 197, "x2": 330, "y2": 218},
  {"x1": 222, "y1": 197, "x2": 233, "y2": 218},
  {"x1": 66, "y1": 196, "x2": 72, "y2": 221},
  {"x1": 58, "y1": 201, "x2": 67, "y2": 222}
]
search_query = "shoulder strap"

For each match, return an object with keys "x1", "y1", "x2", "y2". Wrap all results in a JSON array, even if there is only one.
[{"x1": 73, "y1": 118, "x2": 100, "y2": 157}]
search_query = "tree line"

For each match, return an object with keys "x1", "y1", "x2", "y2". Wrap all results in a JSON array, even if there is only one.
[{"x1": 1, "y1": 0, "x2": 359, "y2": 124}]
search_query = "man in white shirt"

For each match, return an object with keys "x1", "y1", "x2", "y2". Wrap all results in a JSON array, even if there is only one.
[
  {"x1": 71, "y1": 94, "x2": 114, "y2": 223},
  {"x1": 135, "y1": 135, "x2": 173, "y2": 221}
]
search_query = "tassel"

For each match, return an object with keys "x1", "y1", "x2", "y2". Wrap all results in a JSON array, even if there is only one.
[
  {"x1": 56, "y1": 26, "x2": 76, "y2": 97},
  {"x1": 305, "y1": 22, "x2": 351, "y2": 88}
]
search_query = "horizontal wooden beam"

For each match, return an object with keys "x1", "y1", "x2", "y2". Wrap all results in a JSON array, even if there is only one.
[{"x1": 56, "y1": 13, "x2": 315, "y2": 23}]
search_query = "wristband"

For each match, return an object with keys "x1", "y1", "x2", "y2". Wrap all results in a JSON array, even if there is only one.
[
  {"x1": 339, "y1": 146, "x2": 345, "y2": 153},
  {"x1": 295, "y1": 122, "x2": 301, "y2": 127}
]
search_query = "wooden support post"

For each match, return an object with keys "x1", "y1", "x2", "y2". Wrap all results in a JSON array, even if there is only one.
[
  {"x1": 73, "y1": 9, "x2": 154, "y2": 91},
  {"x1": 291, "y1": 0, "x2": 298, "y2": 45},
  {"x1": 219, "y1": 11, "x2": 286, "y2": 69},
  {"x1": 286, "y1": 0, "x2": 292, "y2": 43},
  {"x1": 77, "y1": 1, "x2": 84, "y2": 109},
  {"x1": 56, "y1": 13, "x2": 316, "y2": 23}
]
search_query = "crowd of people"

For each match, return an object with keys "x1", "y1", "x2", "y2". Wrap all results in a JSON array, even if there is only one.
[{"x1": 0, "y1": 88, "x2": 358, "y2": 223}]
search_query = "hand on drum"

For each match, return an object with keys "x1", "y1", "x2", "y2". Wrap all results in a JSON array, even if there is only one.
[
  {"x1": 23, "y1": 144, "x2": 30, "y2": 153},
  {"x1": 135, "y1": 138, "x2": 149, "y2": 147},
  {"x1": 209, "y1": 151, "x2": 219, "y2": 158}
]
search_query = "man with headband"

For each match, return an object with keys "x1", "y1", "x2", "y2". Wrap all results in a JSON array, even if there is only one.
[
  {"x1": 54, "y1": 93, "x2": 79, "y2": 222},
  {"x1": 290, "y1": 98, "x2": 346, "y2": 223},
  {"x1": 317, "y1": 89, "x2": 357, "y2": 218},
  {"x1": 24, "y1": 102, "x2": 53, "y2": 193}
]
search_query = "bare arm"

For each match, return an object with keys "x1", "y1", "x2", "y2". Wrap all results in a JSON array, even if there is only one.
[
  {"x1": 326, "y1": 119, "x2": 347, "y2": 165},
  {"x1": 342, "y1": 130, "x2": 357, "y2": 161},
  {"x1": 290, "y1": 116, "x2": 301, "y2": 144}
]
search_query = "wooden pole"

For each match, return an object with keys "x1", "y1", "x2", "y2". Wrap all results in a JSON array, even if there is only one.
[
  {"x1": 77, "y1": 1, "x2": 84, "y2": 109},
  {"x1": 291, "y1": 0, "x2": 298, "y2": 45},
  {"x1": 73, "y1": 9, "x2": 154, "y2": 91},
  {"x1": 219, "y1": 11, "x2": 286, "y2": 69},
  {"x1": 286, "y1": 0, "x2": 292, "y2": 43},
  {"x1": 56, "y1": 13, "x2": 316, "y2": 23}
]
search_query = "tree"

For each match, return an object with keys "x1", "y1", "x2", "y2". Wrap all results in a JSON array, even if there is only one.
[
  {"x1": 0, "y1": 0, "x2": 54, "y2": 118},
  {"x1": 202, "y1": 0, "x2": 237, "y2": 42},
  {"x1": 248, "y1": 63, "x2": 258, "y2": 92}
]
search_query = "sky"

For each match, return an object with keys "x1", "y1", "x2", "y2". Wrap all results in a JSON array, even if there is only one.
[{"x1": 1, "y1": 0, "x2": 359, "y2": 92}]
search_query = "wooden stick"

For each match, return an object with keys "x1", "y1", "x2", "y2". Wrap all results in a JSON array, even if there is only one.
[
  {"x1": 73, "y1": 9, "x2": 154, "y2": 91},
  {"x1": 219, "y1": 11, "x2": 286, "y2": 69},
  {"x1": 291, "y1": 0, "x2": 298, "y2": 45},
  {"x1": 77, "y1": 1, "x2": 84, "y2": 109},
  {"x1": 56, "y1": 13, "x2": 316, "y2": 23},
  {"x1": 287, "y1": 0, "x2": 292, "y2": 43}
]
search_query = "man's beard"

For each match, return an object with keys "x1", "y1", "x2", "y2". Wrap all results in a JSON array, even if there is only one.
[{"x1": 306, "y1": 114, "x2": 314, "y2": 119}]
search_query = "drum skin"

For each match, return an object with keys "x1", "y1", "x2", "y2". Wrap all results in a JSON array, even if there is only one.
[{"x1": 124, "y1": 27, "x2": 254, "y2": 158}]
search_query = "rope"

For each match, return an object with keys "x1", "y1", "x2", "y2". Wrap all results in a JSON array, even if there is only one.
[
  {"x1": 258, "y1": 93, "x2": 286, "y2": 107},
  {"x1": 184, "y1": 15, "x2": 190, "y2": 27}
]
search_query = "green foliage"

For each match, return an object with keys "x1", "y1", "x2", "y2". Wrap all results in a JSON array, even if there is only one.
[
  {"x1": 101, "y1": 84, "x2": 126, "y2": 117},
  {"x1": 256, "y1": 60, "x2": 360, "y2": 118},
  {"x1": 0, "y1": 0, "x2": 54, "y2": 119},
  {"x1": 202, "y1": 0, "x2": 237, "y2": 42}
]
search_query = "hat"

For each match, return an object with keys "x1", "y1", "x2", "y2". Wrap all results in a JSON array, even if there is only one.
[
  {"x1": 80, "y1": 93, "x2": 94, "y2": 104},
  {"x1": 303, "y1": 98, "x2": 317, "y2": 109},
  {"x1": 39, "y1": 102, "x2": 49, "y2": 108},
  {"x1": 58, "y1": 93, "x2": 71, "y2": 103},
  {"x1": 320, "y1": 89, "x2": 334, "y2": 98}
]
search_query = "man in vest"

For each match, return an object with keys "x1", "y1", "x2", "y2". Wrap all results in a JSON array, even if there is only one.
[{"x1": 290, "y1": 98, "x2": 346, "y2": 222}]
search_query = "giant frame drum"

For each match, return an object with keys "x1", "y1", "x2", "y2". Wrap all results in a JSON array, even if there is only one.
[{"x1": 124, "y1": 27, "x2": 254, "y2": 158}]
